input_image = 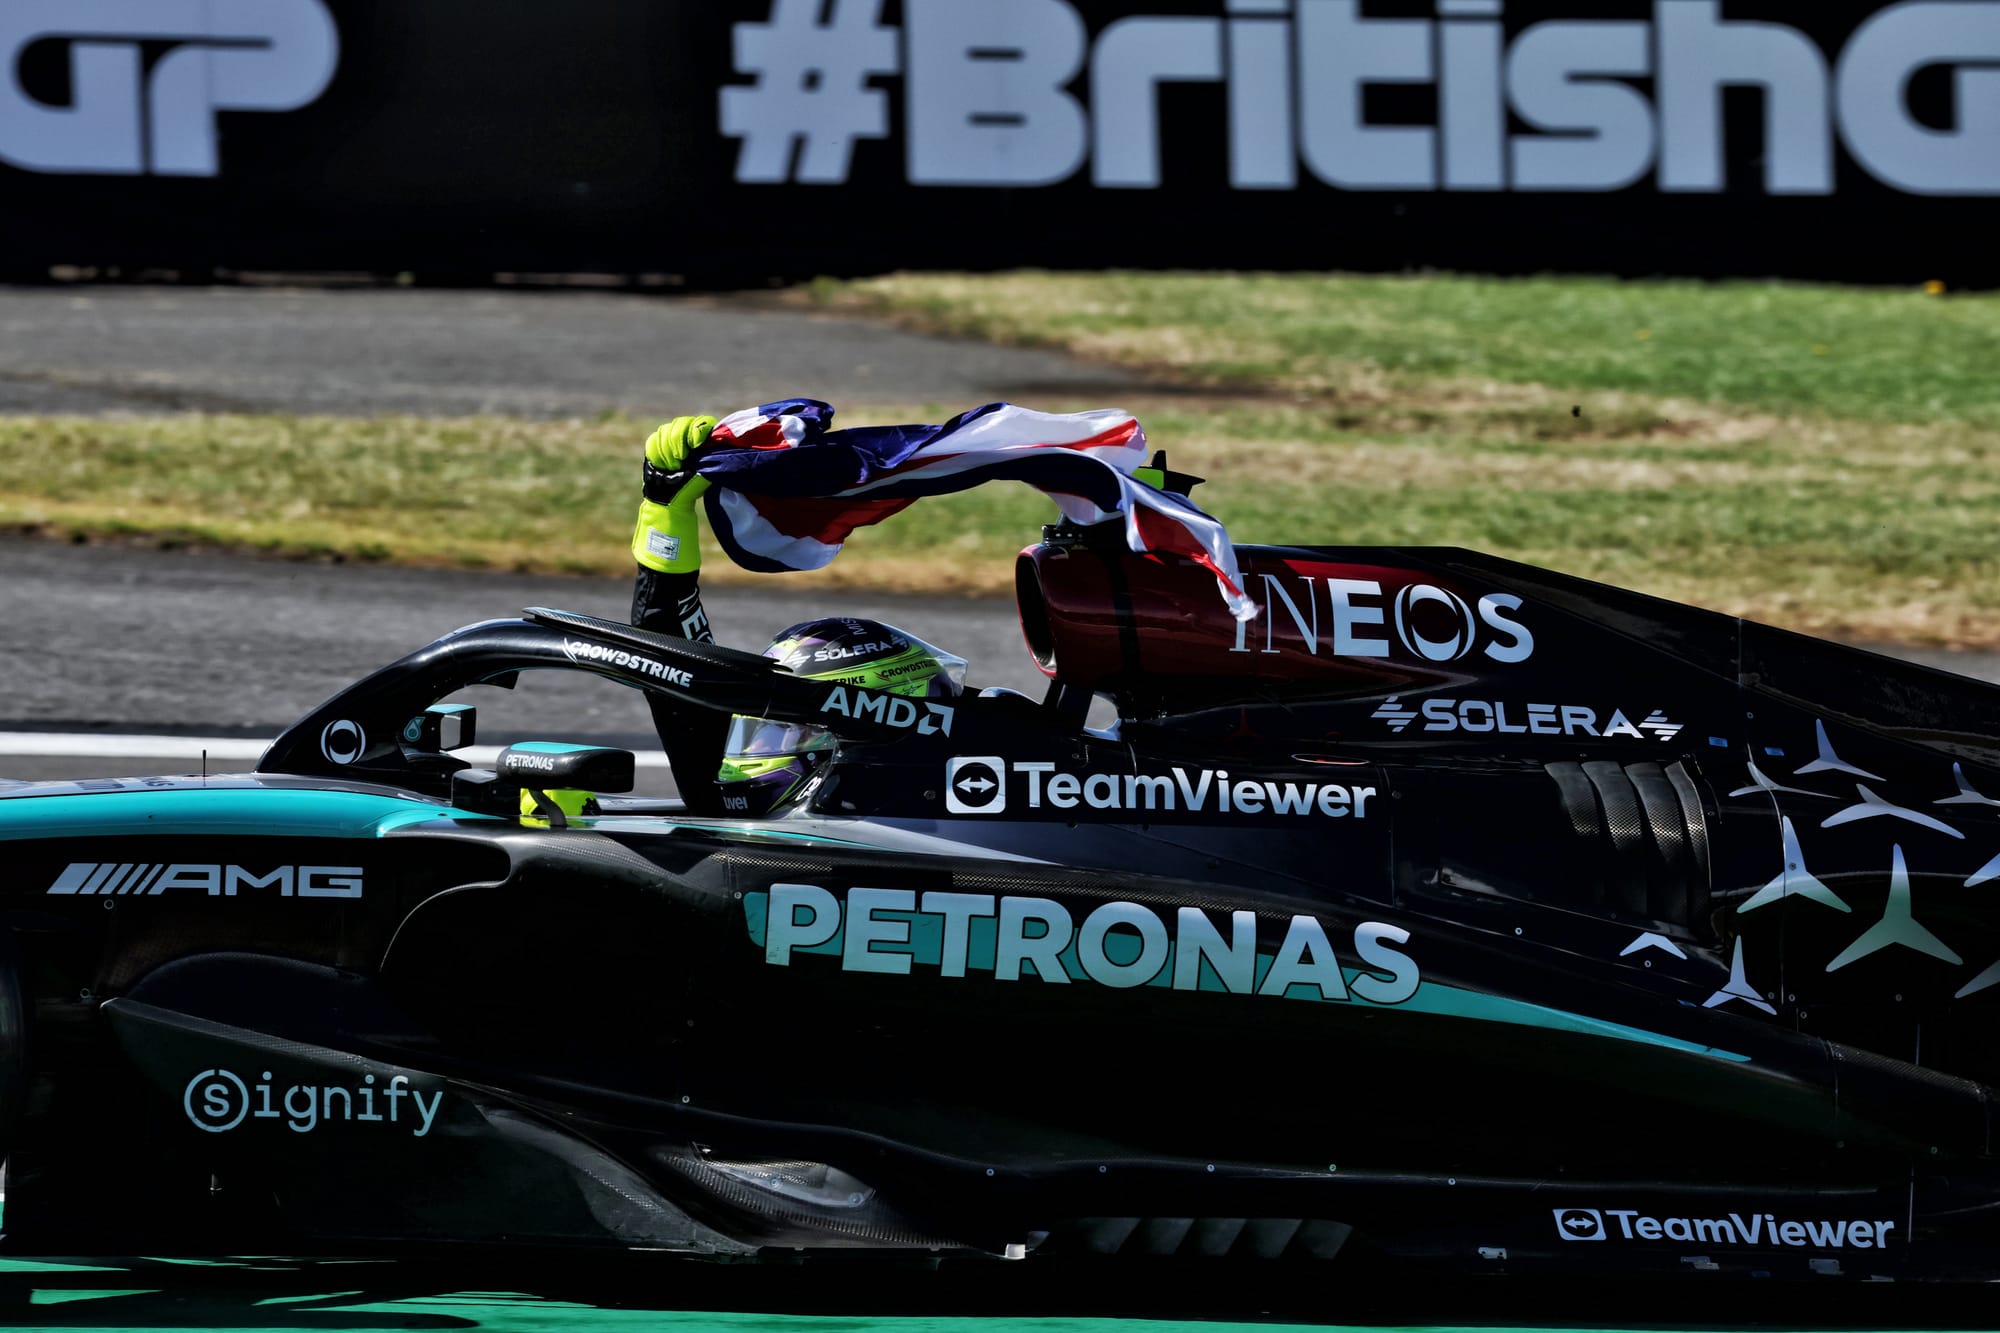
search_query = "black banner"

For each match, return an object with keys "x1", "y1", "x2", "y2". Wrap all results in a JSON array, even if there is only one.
[{"x1": 1, "y1": 1, "x2": 1995, "y2": 284}]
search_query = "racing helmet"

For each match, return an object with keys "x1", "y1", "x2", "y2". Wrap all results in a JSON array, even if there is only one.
[{"x1": 717, "y1": 617, "x2": 967, "y2": 817}]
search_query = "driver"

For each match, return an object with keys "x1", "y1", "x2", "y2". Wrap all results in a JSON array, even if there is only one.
[{"x1": 628, "y1": 415, "x2": 966, "y2": 817}]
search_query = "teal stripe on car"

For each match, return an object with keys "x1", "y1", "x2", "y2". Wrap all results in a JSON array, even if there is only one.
[
  {"x1": 0, "y1": 789, "x2": 486, "y2": 841},
  {"x1": 1399, "y1": 984, "x2": 1750, "y2": 1063},
  {"x1": 740, "y1": 891, "x2": 1750, "y2": 1064}
]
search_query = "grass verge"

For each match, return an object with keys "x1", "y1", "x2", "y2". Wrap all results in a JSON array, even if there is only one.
[
  {"x1": 809, "y1": 270, "x2": 2000, "y2": 425},
  {"x1": 0, "y1": 410, "x2": 1026, "y2": 597},
  {"x1": 4, "y1": 270, "x2": 1998, "y2": 646}
]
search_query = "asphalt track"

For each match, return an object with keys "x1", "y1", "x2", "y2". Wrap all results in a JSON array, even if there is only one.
[
  {"x1": 0, "y1": 535, "x2": 1057, "y2": 793},
  {"x1": 0, "y1": 286, "x2": 1142, "y2": 417}
]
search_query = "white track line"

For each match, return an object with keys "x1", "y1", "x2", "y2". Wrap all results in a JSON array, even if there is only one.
[
  {"x1": 0, "y1": 733, "x2": 267, "y2": 760},
  {"x1": 0, "y1": 732, "x2": 671, "y2": 768}
]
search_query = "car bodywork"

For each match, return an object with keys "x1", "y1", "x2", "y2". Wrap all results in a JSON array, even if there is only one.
[{"x1": 1, "y1": 523, "x2": 1997, "y2": 1280}]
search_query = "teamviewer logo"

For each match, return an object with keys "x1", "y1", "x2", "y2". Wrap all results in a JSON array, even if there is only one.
[
  {"x1": 945, "y1": 757, "x2": 1006, "y2": 815},
  {"x1": 1553, "y1": 1208, "x2": 1606, "y2": 1241}
]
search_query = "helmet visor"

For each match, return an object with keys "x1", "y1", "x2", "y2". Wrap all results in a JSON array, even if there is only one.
[
  {"x1": 914, "y1": 640, "x2": 969, "y2": 697},
  {"x1": 724, "y1": 716, "x2": 836, "y2": 761}
]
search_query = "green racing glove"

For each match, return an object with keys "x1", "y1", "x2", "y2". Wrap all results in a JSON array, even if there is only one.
[{"x1": 631, "y1": 414, "x2": 718, "y2": 574}]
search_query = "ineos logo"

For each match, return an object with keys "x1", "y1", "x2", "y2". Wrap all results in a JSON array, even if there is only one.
[
  {"x1": 0, "y1": 0, "x2": 339, "y2": 177},
  {"x1": 1232, "y1": 575, "x2": 1534, "y2": 664},
  {"x1": 319, "y1": 719, "x2": 365, "y2": 766},
  {"x1": 1393, "y1": 585, "x2": 1476, "y2": 663}
]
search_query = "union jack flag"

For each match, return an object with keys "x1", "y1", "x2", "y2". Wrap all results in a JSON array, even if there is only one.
[{"x1": 694, "y1": 398, "x2": 1255, "y2": 620}]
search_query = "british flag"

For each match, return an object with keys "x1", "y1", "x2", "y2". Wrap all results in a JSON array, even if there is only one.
[{"x1": 694, "y1": 398, "x2": 1255, "y2": 621}]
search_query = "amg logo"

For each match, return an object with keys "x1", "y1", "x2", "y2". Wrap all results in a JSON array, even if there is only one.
[
  {"x1": 47, "y1": 862, "x2": 363, "y2": 899},
  {"x1": 820, "y1": 687, "x2": 954, "y2": 736}
]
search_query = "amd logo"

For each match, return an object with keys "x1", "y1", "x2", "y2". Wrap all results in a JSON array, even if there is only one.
[
  {"x1": 0, "y1": 0, "x2": 339, "y2": 177},
  {"x1": 820, "y1": 686, "x2": 955, "y2": 736}
]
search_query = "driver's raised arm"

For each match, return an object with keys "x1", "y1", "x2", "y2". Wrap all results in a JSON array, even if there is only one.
[{"x1": 629, "y1": 415, "x2": 730, "y2": 815}]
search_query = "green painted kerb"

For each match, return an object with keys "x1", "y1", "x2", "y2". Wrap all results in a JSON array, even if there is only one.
[{"x1": 0, "y1": 788, "x2": 485, "y2": 841}]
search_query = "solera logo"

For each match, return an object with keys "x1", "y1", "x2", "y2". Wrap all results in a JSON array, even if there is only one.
[{"x1": 0, "y1": 0, "x2": 339, "y2": 177}]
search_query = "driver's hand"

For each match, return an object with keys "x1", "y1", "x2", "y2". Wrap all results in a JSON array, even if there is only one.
[
  {"x1": 645, "y1": 415, "x2": 718, "y2": 474},
  {"x1": 634, "y1": 414, "x2": 718, "y2": 575}
]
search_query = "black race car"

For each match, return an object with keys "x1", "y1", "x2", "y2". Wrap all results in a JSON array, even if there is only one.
[{"x1": 2, "y1": 511, "x2": 1997, "y2": 1283}]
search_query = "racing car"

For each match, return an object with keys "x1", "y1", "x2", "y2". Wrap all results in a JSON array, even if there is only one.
[{"x1": 1, "y1": 492, "x2": 1998, "y2": 1283}]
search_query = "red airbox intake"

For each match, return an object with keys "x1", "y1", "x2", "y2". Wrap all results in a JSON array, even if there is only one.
[{"x1": 1015, "y1": 539, "x2": 1534, "y2": 701}]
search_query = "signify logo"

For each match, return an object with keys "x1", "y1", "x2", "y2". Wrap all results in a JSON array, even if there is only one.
[
  {"x1": 1553, "y1": 1206, "x2": 1897, "y2": 1250},
  {"x1": 561, "y1": 638, "x2": 693, "y2": 688},
  {"x1": 47, "y1": 862, "x2": 362, "y2": 898},
  {"x1": 946, "y1": 756, "x2": 1375, "y2": 818},
  {"x1": 184, "y1": 1069, "x2": 442, "y2": 1137}
]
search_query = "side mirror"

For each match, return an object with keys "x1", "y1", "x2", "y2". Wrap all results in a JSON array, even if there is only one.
[
  {"x1": 449, "y1": 743, "x2": 636, "y2": 830},
  {"x1": 495, "y1": 743, "x2": 636, "y2": 795},
  {"x1": 401, "y1": 704, "x2": 477, "y2": 753}
]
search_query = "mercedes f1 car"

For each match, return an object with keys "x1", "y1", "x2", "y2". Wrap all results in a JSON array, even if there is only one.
[{"x1": 2, "y1": 507, "x2": 1998, "y2": 1283}]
